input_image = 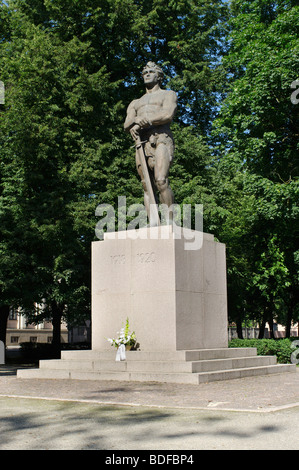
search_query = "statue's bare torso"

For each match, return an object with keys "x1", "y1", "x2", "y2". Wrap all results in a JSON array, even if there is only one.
[{"x1": 130, "y1": 89, "x2": 176, "y2": 127}]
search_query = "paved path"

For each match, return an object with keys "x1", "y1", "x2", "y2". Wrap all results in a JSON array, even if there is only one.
[{"x1": 0, "y1": 365, "x2": 298, "y2": 450}]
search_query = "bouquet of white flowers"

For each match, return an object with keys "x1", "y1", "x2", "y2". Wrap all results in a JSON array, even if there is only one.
[
  {"x1": 107, "y1": 318, "x2": 136, "y2": 361},
  {"x1": 107, "y1": 318, "x2": 137, "y2": 360}
]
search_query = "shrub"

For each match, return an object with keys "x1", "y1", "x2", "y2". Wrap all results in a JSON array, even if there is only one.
[
  {"x1": 20, "y1": 342, "x2": 60, "y2": 360},
  {"x1": 228, "y1": 338, "x2": 296, "y2": 364},
  {"x1": 19, "y1": 341, "x2": 91, "y2": 361}
]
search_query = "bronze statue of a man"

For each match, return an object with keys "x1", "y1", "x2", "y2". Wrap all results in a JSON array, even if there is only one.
[{"x1": 124, "y1": 62, "x2": 177, "y2": 224}]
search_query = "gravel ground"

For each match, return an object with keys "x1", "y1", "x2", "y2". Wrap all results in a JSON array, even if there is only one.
[{"x1": 0, "y1": 365, "x2": 298, "y2": 450}]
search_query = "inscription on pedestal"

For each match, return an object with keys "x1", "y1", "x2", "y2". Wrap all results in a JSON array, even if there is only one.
[
  {"x1": 110, "y1": 254, "x2": 126, "y2": 265},
  {"x1": 137, "y1": 252, "x2": 156, "y2": 263}
]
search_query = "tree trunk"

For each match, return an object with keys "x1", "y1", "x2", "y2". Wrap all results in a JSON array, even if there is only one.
[
  {"x1": 285, "y1": 309, "x2": 292, "y2": 338},
  {"x1": 268, "y1": 314, "x2": 275, "y2": 339},
  {"x1": 0, "y1": 305, "x2": 10, "y2": 347},
  {"x1": 51, "y1": 301, "x2": 63, "y2": 358},
  {"x1": 285, "y1": 292, "x2": 294, "y2": 338},
  {"x1": 236, "y1": 319, "x2": 243, "y2": 339},
  {"x1": 258, "y1": 320, "x2": 266, "y2": 339}
]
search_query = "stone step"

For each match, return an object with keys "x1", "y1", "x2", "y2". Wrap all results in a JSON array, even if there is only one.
[
  {"x1": 60, "y1": 347, "x2": 258, "y2": 362},
  {"x1": 195, "y1": 364, "x2": 296, "y2": 384},
  {"x1": 17, "y1": 363, "x2": 296, "y2": 384},
  {"x1": 16, "y1": 347, "x2": 296, "y2": 384},
  {"x1": 38, "y1": 355, "x2": 277, "y2": 373},
  {"x1": 190, "y1": 355, "x2": 277, "y2": 372}
]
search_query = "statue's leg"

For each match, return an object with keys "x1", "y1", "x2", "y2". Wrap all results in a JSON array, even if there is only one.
[
  {"x1": 155, "y1": 143, "x2": 174, "y2": 224},
  {"x1": 154, "y1": 143, "x2": 174, "y2": 223}
]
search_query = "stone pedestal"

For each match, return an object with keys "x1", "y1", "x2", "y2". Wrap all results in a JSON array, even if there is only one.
[
  {"x1": 17, "y1": 227, "x2": 297, "y2": 383},
  {"x1": 91, "y1": 226, "x2": 228, "y2": 352}
]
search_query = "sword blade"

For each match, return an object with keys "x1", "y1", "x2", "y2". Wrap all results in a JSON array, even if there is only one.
[{"x1": 135, "y1": 137, "x2": 160, "y2": 226}]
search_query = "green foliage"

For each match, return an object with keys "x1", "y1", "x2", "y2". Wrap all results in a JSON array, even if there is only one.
[
  {"x1": 211, "y1": 0, "x2": 298, "y2": 332},
  {"x1": 11, "y1": 0, "x2": 228, "y2": 132},
  {"x1": 229, "y1": 338, "x2": 296, "y2": 364},
  {"x1": 213, "y1": 0, "x2": 298, "y2": 181}
]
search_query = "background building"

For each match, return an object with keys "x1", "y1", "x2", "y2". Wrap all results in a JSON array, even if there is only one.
[{"x1": 6, "y1": 308, "x2": 68, "y2": 346}]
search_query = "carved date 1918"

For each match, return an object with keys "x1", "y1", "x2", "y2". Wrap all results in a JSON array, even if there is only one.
[{"x1": 110, "y1": 254, "x2": 126, "y2": 265}]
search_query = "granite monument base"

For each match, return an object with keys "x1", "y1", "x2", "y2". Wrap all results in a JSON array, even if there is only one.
[
  {"x1": 17, "y1": 226, "x2": 297, "y2": 382},
  {"x1": 91, "y1": 225, "x2": 228, "y2": 352}
]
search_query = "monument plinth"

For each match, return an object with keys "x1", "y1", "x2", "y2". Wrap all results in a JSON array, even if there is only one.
[{"x1": 91, "y1": 225, "x2": 228, "y2": 352}]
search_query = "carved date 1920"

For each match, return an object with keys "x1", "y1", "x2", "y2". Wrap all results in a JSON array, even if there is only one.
[
  {"x1": 137, "y1": 252, "x2": 156, "y2": 263},
  {"x1": 110, "y1": 252, "x2": 156, "y2": 265}
]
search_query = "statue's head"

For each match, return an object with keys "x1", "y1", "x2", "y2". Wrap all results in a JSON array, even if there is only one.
[{"x1": 142, "y1": 62, "x2": 164, "y2": 85}]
